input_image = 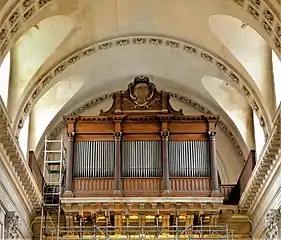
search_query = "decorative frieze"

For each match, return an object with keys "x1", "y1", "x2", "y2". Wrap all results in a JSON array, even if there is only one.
[{"x1": 0, "y1": 98, "x2": 41, "y2": 209}]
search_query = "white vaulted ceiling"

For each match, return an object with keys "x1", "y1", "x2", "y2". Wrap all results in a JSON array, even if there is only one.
[{"x1": 0, "y1": 0, "x2": 280, "y2": 183}]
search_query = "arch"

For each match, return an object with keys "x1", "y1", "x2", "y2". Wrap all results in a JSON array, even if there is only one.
[
  {"x1": 28, "y1": 78, "x2": 84, "y2": 150},
  {"x1": 12, "y1": 36, "x2": 270, "y2": 139},
  {"x1": 202, "y1": 76, "x2": 255, "y2": 150},
  {"x1": 8, "y1": 15, "x2": 73, "y2": 119},
  {"x1": 209, "y1": 14, "x2": 276, "y2": 117}
]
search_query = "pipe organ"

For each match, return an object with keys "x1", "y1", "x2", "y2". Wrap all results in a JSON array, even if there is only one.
[
  {"x1": 57, "y1": 77, "x2": 251, "y2": 239},
  {"x1": 63, "y1": 76, "x2": 221, "y2": 197}
]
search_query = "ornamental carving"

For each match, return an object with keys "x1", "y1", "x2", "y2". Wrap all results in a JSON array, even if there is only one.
[
  {"x1": 4, "y1": 211, "x2": 20, "y2": 239},
  {"x1": 100, "y1": 76, "x2": 183, "y2": 116},
  {"x1": 265, "y1": 209, "x2": 280, "y2": 240}
]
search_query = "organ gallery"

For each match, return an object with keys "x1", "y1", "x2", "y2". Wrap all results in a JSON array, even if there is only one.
[{"x1": 38, "y1": 77, "x2": 251, "y2": 239}]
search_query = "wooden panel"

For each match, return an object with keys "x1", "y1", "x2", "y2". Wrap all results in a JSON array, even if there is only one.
[
  {"x1": 72, "y1": 178, "x2": 114, "y2": 195},
  {"x1": 123, "y1": 134, "x2": 161, "y2": 141},
  {"x1": 75, "y1": 121, "x2": 114, "y2": 134},
  {"x1": 75, "y1": 134, "x2": 114, "y2": 141},
  {"x1": 122, "y1": 122, "x2": 161, "y2": 134},
  {"x1": 28, "y1": 151, "x2": 43, "y2": 193},
  {"x1": 219, "y1": 185, "x2": 235, "y2": 197},
  {"x1": 169, "y1": 122, "x2": 207, "y2": 133},
  {"x1": 170, "y1": 134, "x2": 207, "y2": 141},
  {"x1": 170, "y1": 177, "x2": 211, "y2": 192},
  {"x1": 122, "y1": 178, "x2": 162, "y2": 195}
]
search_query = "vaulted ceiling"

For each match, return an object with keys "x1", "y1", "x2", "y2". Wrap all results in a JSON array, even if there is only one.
[{"x1": 0, "y1": 0, "x2": 280, "y2": 183}]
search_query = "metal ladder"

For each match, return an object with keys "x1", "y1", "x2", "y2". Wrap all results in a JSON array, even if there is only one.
[{"x1": 40, "y1": 135, "x2": 66, "y2": 240}]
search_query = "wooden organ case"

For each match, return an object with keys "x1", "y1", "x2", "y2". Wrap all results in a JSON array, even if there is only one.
[
  {"x1": 60, "y1": 77, "x2": 249, "y2": 238},
  {"x1": 63, "y1": 76, "x2": 226, "y2": 198}
]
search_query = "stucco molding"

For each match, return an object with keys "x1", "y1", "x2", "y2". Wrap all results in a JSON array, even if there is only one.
[
  {"x1": 13, "y1": 36, "x2": 269, "y2": 141},
  {"x1": 239, "y1": 104, "x2": 281, "y2": 212},
  {"x1": 0, "y1": 97, "x2": 42, "y2": 210}
]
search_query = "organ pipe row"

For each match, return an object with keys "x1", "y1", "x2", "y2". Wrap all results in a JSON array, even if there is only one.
[
  {"x1": 73, "y1": 141, "x2": 115, "y2": 178},
  {"x1": 122, "y1": 141, "x2": 162, "y2": 177},
  {"x1": 73, "y1": 140, "x2": 211, "y2": 178},
  {"x1": 169, "y1": 141, "x2": 210, "y2": 177}
]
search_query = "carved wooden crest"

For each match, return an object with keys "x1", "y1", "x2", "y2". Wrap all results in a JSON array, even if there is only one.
[{"x1": 100, "y1": 76, "x2": 183, "y2": 116}]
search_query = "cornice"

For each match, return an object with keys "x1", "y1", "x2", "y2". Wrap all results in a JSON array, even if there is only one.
[
  {"x1": 0, "y1": 98, "x2": 42, "y2": 209},
  {"x1": 239, "y1": 104, "x2": 281, "y2": 212}
]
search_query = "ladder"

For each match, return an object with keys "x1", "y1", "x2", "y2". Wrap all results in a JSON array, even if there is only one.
[{"x1": 40, "y1": 135, "x2": 66, "y2": 240}]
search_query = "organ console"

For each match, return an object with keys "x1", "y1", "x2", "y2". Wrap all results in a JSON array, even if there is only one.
[{"x1": 63, "y1": 76, "x2": 221, "y2": 197}]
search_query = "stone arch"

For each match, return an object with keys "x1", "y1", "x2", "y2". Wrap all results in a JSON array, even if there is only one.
[{"x1": 13, "y1": 36, "x2": 270, "y2": 139}]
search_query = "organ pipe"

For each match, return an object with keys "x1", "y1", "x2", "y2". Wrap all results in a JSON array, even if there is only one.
[
  {"x1": 168, "y1": 141, "x2": 210, "y2": 177},
  {"x1": 73, "y1": 141, "x2": 115, "y2": 178},
  {"x1": 122, "y1": 141, "x2": 162, "y2": 177}
]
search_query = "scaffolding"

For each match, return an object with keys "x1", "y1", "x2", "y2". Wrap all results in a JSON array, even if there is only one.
[
  {"x1": 45, "y1": 225, "x2": 234, "y2": 239},
  {"x1": 38, "y1": 135, "x2": 235, "y2": 240},
  {"x1": 40, "y1": 135, "x2": 66, "y2": 240}
]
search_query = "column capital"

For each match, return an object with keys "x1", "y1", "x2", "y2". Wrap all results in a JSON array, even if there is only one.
[
  {"x1": 114, "y1": 131, "x2": 123, "y2": 140},
  {"x1": 67, "y1": 132, "x2": 75, "y2": 141},
  {"x1": 208, "y1": 131, "x2": 216, "y2": 141},
  {"x1": 161, "y1": 131, "x2": 170, "y2": 140}
]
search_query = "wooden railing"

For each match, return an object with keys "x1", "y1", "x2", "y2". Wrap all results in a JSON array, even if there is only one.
[
  {"x1": 238, "y1": 150, "x2": 256, "y2": 196},
  {"x1": 72, "y1": 177, "x2": 234, "y2": 198},
  {"x1": 28, "y1": 151, "x2": 43, "y2": 193}
]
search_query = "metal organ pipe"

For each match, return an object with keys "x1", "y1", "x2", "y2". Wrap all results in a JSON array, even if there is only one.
[
  {"x1": 73, "y1": 141, "x2": 115, "y2": 178},
  {"x1": 122, "y1": 141, "x2": 162, "y2": 178},
  {"x1": 168, "y1": 141, "x2": 210, "y2": 177}
]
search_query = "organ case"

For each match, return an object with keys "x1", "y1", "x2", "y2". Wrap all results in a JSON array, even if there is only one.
[{"x1": 63, "y1": 76, "x2": 222, "y2": 197}]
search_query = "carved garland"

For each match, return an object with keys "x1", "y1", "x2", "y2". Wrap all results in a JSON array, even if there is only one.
[
  {"x1": 45, "y1": 91, "x2": 245, "y2": 159},
  {"x1": 14, "y1": 36, "x2": 268, "y2": 140}
]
